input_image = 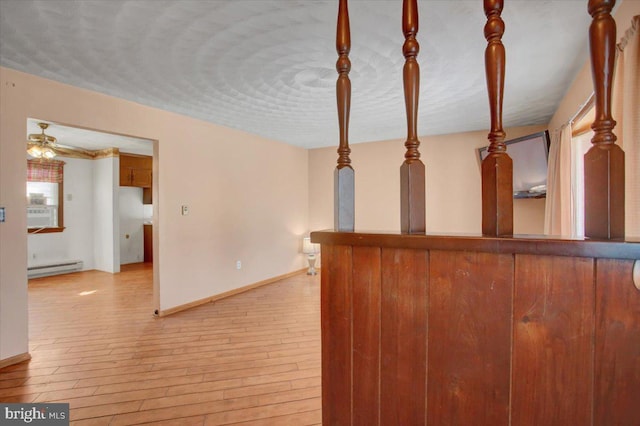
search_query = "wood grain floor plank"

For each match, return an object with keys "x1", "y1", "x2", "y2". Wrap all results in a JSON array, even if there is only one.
[
  {"x1": 14, "y1": 357, "x2": 82, "y2": 369},
  {"x1": 201, "y1": 363, "x2": 299, "y2": 383},
  {"x1": 33, "y1": 387, "x2": 99, "y2": 403},
  {"x1": 71, "y1": 400, "x2": 143, "y2": 421},
  {"x1": 93, "y1": 374, "x2": 204, "y2": 396},
  {"x1": 203, "y1": 398, "x2": 321, "y2": 426},
  {"x1": 110, "y1": 395, "x2": 262, "y2": 425},
  {"x1": 63, "y1": 387, "x2": 168, "y2": 409},
  {"x1": 140, "y1": 389, "x2": 224, "y2": 411},
  {"x1": 138, "y1": 415, "x2": 206, "y2": 426},
  {"x1": 138, "y1": 350, "x2": 268, "y2": 367},
  {"x1": 180, "y1": 353, "x2": 318, "y2": 375},
  {"x1": 70, "y1": 415, "x2": 114, "y2": 426},
  {"x1": 0, "y1": 393, "x2": 40, "y2": 403},
  {"x1": 165, "y1": 378, "x2": 243, "y2": 398},
  {"x1": 54, "y1": 359, "x2": 143, "y2": 374},
  {"x1": 222, "y1": 382, "x2": 292, "y2": 400},
  {"x1": 289, "y1": 377, "x2": 320, "y2": 390},
  {"x1": 0, "y1": 264, "x2": 321, "y2": 424},
  {"x1": 0, "y1": 379, "x2": 79, "y2": 398},
  {"x1": 25, "y1": 364, "x2": 154, "y2": 385},
  {"x1": 257, "y1": 386, "x2": 321, "y2": 406},
  {"x1": 0, "y1": 378, "x2": 27, "y2": 389},
  {"x1": 226, "y1": 409, "x2": 321, "y2": 426}
]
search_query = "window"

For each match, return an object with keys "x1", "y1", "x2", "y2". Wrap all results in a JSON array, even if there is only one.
[
  {"x1": 27, "y1": 159, "x2": 65, "y2": 233},
  {"x1": 571, "y1": 129, "x2": 594, "y2": 237}
]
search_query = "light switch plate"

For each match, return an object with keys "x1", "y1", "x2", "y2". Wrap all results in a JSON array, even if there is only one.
[{"x1": 181, "y1": 205, "x2": 189, "y2": 216}]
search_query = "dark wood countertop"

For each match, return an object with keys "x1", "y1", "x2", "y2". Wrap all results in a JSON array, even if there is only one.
[{"x1": 311, "y1": 230, "x2": 640, "y2": 260}]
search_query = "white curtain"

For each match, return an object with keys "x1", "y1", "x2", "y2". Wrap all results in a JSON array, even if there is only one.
[
  {"x1": 614, "y1": 15, "x2": 639, "y2": 237},
  {"x1": 545, "y1": 15, "x2": 639, "y2": 237},
  {"x1": 544, "y1": 125, "x2": 573, "y2": 236}
]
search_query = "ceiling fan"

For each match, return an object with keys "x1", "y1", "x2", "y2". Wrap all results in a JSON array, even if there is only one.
[{"x1": 27, "y1": 122, "x2": 57, "y2": 159}]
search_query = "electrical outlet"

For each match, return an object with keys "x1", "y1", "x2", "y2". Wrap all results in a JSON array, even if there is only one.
[
  {"x1": 236, "y1": 260, "x2": 242, "y2": 270},
  {"x1": 181, "y1": 205, "x2": 189, "y2": 216},
  {"x1": 0, "y1": 207, "x2": 5, "y2": 223}
]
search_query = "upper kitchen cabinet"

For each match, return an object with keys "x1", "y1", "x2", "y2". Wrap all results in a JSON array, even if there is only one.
[
  {"x1": 120, "y1": 154, "x2": 152, "y2": 187},
  {"x1": 120, "y1": 154, "x2": 153, "y2": 204}
]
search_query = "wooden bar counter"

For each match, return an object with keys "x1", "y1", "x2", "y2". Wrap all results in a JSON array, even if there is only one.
[{"x1": 311, "y1": 230, "x2": 640, "y2": 425}]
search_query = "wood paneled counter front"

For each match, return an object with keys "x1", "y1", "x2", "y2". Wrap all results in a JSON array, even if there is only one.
[{"x1": 311, "y1": 230, "x2": 640, "y2": 425}]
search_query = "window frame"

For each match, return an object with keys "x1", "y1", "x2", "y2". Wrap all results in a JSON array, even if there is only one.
[
  {"x1": 27, "y1": 160, "x2": 65, "y2": 234},
  {"x1": 569, "y1": 100, "x2": 595, "y2": 238}
]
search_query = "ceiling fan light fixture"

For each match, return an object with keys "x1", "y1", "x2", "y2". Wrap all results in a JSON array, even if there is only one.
[
  {"x1": 27, "y1": 143, "x2": 44, "y2": 158},
  {"x1": 42, "y1": 147, "x2": 56, "y2": 159},
  {"x1": 27, "y1": 122, "x2": 57, "y2": 159}
]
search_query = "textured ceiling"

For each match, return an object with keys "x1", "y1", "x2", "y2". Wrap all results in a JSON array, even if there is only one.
[
  {"x1": 26, "y1": 118, "x2": 154, "y2": 156},
  {"x1": 1, "y1": 1, "x2": 593, "y2": 149}
]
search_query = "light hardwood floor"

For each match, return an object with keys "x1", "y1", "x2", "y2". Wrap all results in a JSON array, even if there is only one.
[{"x1": 0, "y1": 263, "x2": 322, "y2": 425}]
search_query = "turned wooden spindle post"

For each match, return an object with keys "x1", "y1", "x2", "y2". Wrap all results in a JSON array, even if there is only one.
[
  {"x1": 334, "y1": 0, "x2": 355, "y2": 232},
  {"x1": 400, "y1": 0, "x2": 426, "y2": 234},
  {"x1": 481, "y1": 0, "x2": 513, "y2": 236},
  {"x1": 585, "y1": 0, "x2": 624, "y2": 239}
]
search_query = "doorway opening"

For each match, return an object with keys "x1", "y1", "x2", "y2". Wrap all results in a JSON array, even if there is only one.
[{"x1": 25, "y1": 118, "x2": 159, "y2": 313}]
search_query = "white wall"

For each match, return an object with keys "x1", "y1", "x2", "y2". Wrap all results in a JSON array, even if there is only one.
[
  {"x1": 28, "y1": 157, "x2": 95, "y2": 270},
  {"x1": 0, "y1": 109, "x2": 28, "y2": 362},
  {"x1": 28, "y1": 157, "x2": 148, "y2": 270},
  {"x1": 119, "y1": 186, "x2": 144, "y2": 265},
  {"x1": 310, "y1": 125, "x2": 547, "y2": 234},
  {"x1": 28, "y1": 156, "x2": 142, "y2": 272},
  {"x1": 143, "y1": 204, "x2": 153, "y2": 223},
  {"x1": 545, "y1": 1, "x2": 639, "y2": 236},
  {"x1": 93, "y1": 156, "x2": 119, "y2": 273},
  {"x1": 514, "y1": 198, "x2": 547, "y2": 235},
  {"x1": 548, "y1": 1, "x2": 639, "y2": 134},
  {"x1": 0, "y1": 66, "x2": 308, "y2": 363}
]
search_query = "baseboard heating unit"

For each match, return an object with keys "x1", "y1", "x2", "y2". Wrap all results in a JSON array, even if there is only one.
[{"x1": 28, "y1": 260, "x2": 83, "y2": 279}]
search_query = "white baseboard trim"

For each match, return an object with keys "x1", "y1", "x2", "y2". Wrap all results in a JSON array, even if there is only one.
[{"x1": 158, "y1": 268, "x2": 307, "y2": 317}]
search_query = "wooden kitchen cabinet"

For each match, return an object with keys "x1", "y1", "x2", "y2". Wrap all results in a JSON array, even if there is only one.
[
  {"x1": 142, "y1": 188, "x2": 152, "y2": 205},
  {"x1": 131, "y1": 168, "x2": 152, "y2": 187},
  {"x1": 120, "y1": 154, "x2": 153, "y2": 204},
  {"x1": 143, "y1": 224, "x2": 153, "y2": 263}
]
